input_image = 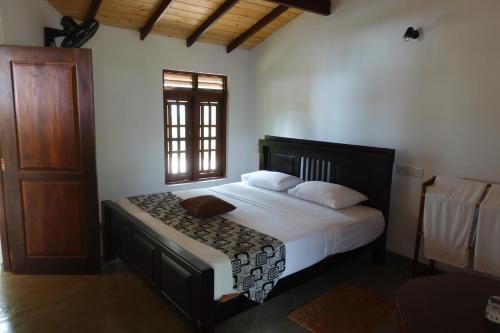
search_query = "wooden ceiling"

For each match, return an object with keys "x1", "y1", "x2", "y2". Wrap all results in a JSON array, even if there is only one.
[{"x1": 47, "y1": 0, "x2": 331, "y2": 52}]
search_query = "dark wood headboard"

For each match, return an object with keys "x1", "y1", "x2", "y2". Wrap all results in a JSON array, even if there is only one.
[{"x1": 258, "y1": 136, "x2": 395, "y2": 222}]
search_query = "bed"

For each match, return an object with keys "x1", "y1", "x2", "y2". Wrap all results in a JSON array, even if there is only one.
[{"x1": 102, "y1": 136, "x2": 395, "y2": 333}]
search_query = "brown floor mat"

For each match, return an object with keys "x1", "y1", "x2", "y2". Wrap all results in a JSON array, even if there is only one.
[{"x1": 289, "y1": 283, "x2": 395, "y2": 333}]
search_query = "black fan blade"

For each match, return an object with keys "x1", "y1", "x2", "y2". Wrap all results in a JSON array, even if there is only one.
[
  {"x1": 61, "y1": 19, "x2": 99, "y2": 48},
  {"x1": 60, "y1": 16, "x2": 80, "y2": 34},
  {"x1": 44, "y1": 27, "x2": 66, "y2": 47}
]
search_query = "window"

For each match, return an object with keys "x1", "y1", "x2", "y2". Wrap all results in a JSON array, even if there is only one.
[{"x1": 163, "y1": 70, "x2": 227, "y2": 184}]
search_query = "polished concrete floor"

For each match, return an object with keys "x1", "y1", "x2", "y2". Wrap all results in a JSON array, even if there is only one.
[{"x1": 0, "y1": 253, "x2": 411, "y2": 333}]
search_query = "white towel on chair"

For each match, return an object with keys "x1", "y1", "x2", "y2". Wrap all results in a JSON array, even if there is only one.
[
  {"x1": 474, "y1": 184, "x2": 500, "y2": 277},
  {"x1": 423, "y1": 176, "x2": 487, "y2": 268}
]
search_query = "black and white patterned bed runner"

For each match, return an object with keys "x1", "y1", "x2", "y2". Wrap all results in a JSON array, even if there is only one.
[{"x1": 127, "y1": 192, "x2": 286, "y2": 303}]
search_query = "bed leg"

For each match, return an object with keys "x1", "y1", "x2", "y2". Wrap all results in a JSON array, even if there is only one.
[
  {"x1": 191, "y1": 266, "x2": 215, "y2": 333},
  {"x1": 194, "y1": 322, "x2": 214, "y2": 333},
  {"x1": 101, "y1": 201, "x2": 117, "y2": 261},
  {"x1": 370, "y1": 231, "x2": 387, "y2": 266},
  {"x1": 192, "y1": 305, "x2": 214, "y2": 333},
  {"x1": 371, "y1": 246, "x2": 386, "y2": 265}
]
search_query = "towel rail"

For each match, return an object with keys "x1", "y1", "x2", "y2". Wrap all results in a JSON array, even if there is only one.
[
  {"x1": 412, "y1": 177, "x2": 493, "y2": 277},
  {"x1": 412, "y1": 177, "x2": 436, "y2": 276}
]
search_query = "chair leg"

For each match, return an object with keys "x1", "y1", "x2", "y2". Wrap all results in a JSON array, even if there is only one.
[{"x1": 396, "y1": 309, "x2": 409, "y2": 333}]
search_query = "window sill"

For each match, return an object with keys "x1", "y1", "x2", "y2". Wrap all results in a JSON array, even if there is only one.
[{"x1": 165, "y1": 177, "x2": 227, "y2": 187}]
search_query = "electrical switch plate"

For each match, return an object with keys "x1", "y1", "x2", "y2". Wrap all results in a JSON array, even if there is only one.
[{"x1": 396, "y1": 164, "x2": 424, "y2": 178}]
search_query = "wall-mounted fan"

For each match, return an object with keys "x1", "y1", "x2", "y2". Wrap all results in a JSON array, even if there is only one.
[{"x1": 45, "y1": 16, "x2": 99, "y2": 48}]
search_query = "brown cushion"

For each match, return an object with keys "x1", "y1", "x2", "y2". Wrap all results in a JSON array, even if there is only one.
[{"x1": 179, "y1": 195, "x2": 236, "y2": 218}]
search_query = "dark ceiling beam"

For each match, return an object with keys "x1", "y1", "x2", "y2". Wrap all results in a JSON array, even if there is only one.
[
  {"x1": 265, "y1": 0, "x2": 331, "y2": 16},
  {"x1": 140, "y1": 0, "x2": 174, "y2": 40},
  {"x1": 187, "y1": 0, "x2": 239, "y2": 47},
  {"x1": 227, "y1": 5, "x2": 288, "y2": 53},
  {"x1": 84, "y1": 0, "x2": 103, "y2": 21}
]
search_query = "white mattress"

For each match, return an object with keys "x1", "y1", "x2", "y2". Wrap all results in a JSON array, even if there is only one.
[{"x1": 116, "y1": 182, "x2": 385, "y2": 300}]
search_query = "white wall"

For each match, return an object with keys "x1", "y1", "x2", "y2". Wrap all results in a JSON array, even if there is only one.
[
  {"x1": 0, "y1": 0, "x2": 60, "y2": 45},
  {"x1": 249, "y1": 0, "x2": 500, "y2": 258},
  {"x1": 0, "y1": 0, "x2": 254, "y2": 202}
]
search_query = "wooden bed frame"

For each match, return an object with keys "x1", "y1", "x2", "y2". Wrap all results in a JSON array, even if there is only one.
[{"x1": 101, "y1": 136, "x2": 395, "y2": 333}]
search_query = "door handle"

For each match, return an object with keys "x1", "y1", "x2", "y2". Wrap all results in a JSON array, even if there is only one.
[{"x1": 1, "y1": 158, "x2": 5, "y2": 172}]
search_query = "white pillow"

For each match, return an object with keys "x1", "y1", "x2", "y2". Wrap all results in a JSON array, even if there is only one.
[
  {"x1": 241, "y1": 170, "x2": 303, "y2": 192},
  {"x1": 287, "y1": 181, "x2": 368, "y2": 209}
]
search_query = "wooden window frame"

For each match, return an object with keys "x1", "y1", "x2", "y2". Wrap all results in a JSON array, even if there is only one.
[{"x1": 163, "y1": 69, "x2": 227, "y2": 184}]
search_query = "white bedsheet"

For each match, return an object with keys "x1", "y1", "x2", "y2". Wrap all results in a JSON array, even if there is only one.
[{"x1": 116, "y1": 182, "x2": 385, "y2": 300}]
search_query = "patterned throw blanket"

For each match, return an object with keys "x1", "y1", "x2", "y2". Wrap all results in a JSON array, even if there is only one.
[{"x1": 128, "y1": 192, "x2": 286, "y2": 303}]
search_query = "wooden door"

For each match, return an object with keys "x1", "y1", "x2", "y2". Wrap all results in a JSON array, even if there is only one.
[{"x1": 0, "y1": 46, "x2": 100, "y2": 274}]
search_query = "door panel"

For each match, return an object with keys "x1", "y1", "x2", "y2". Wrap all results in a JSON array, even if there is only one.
[
  {"x1": 0, "y1": 46, "x2": 100, "y2": 274},
  {"x1": 12, "y1": 63, "x2": 80, "y2": 171},
  {"x1": 21, "y1": 181, "x2": 84, "y2": 257}
]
